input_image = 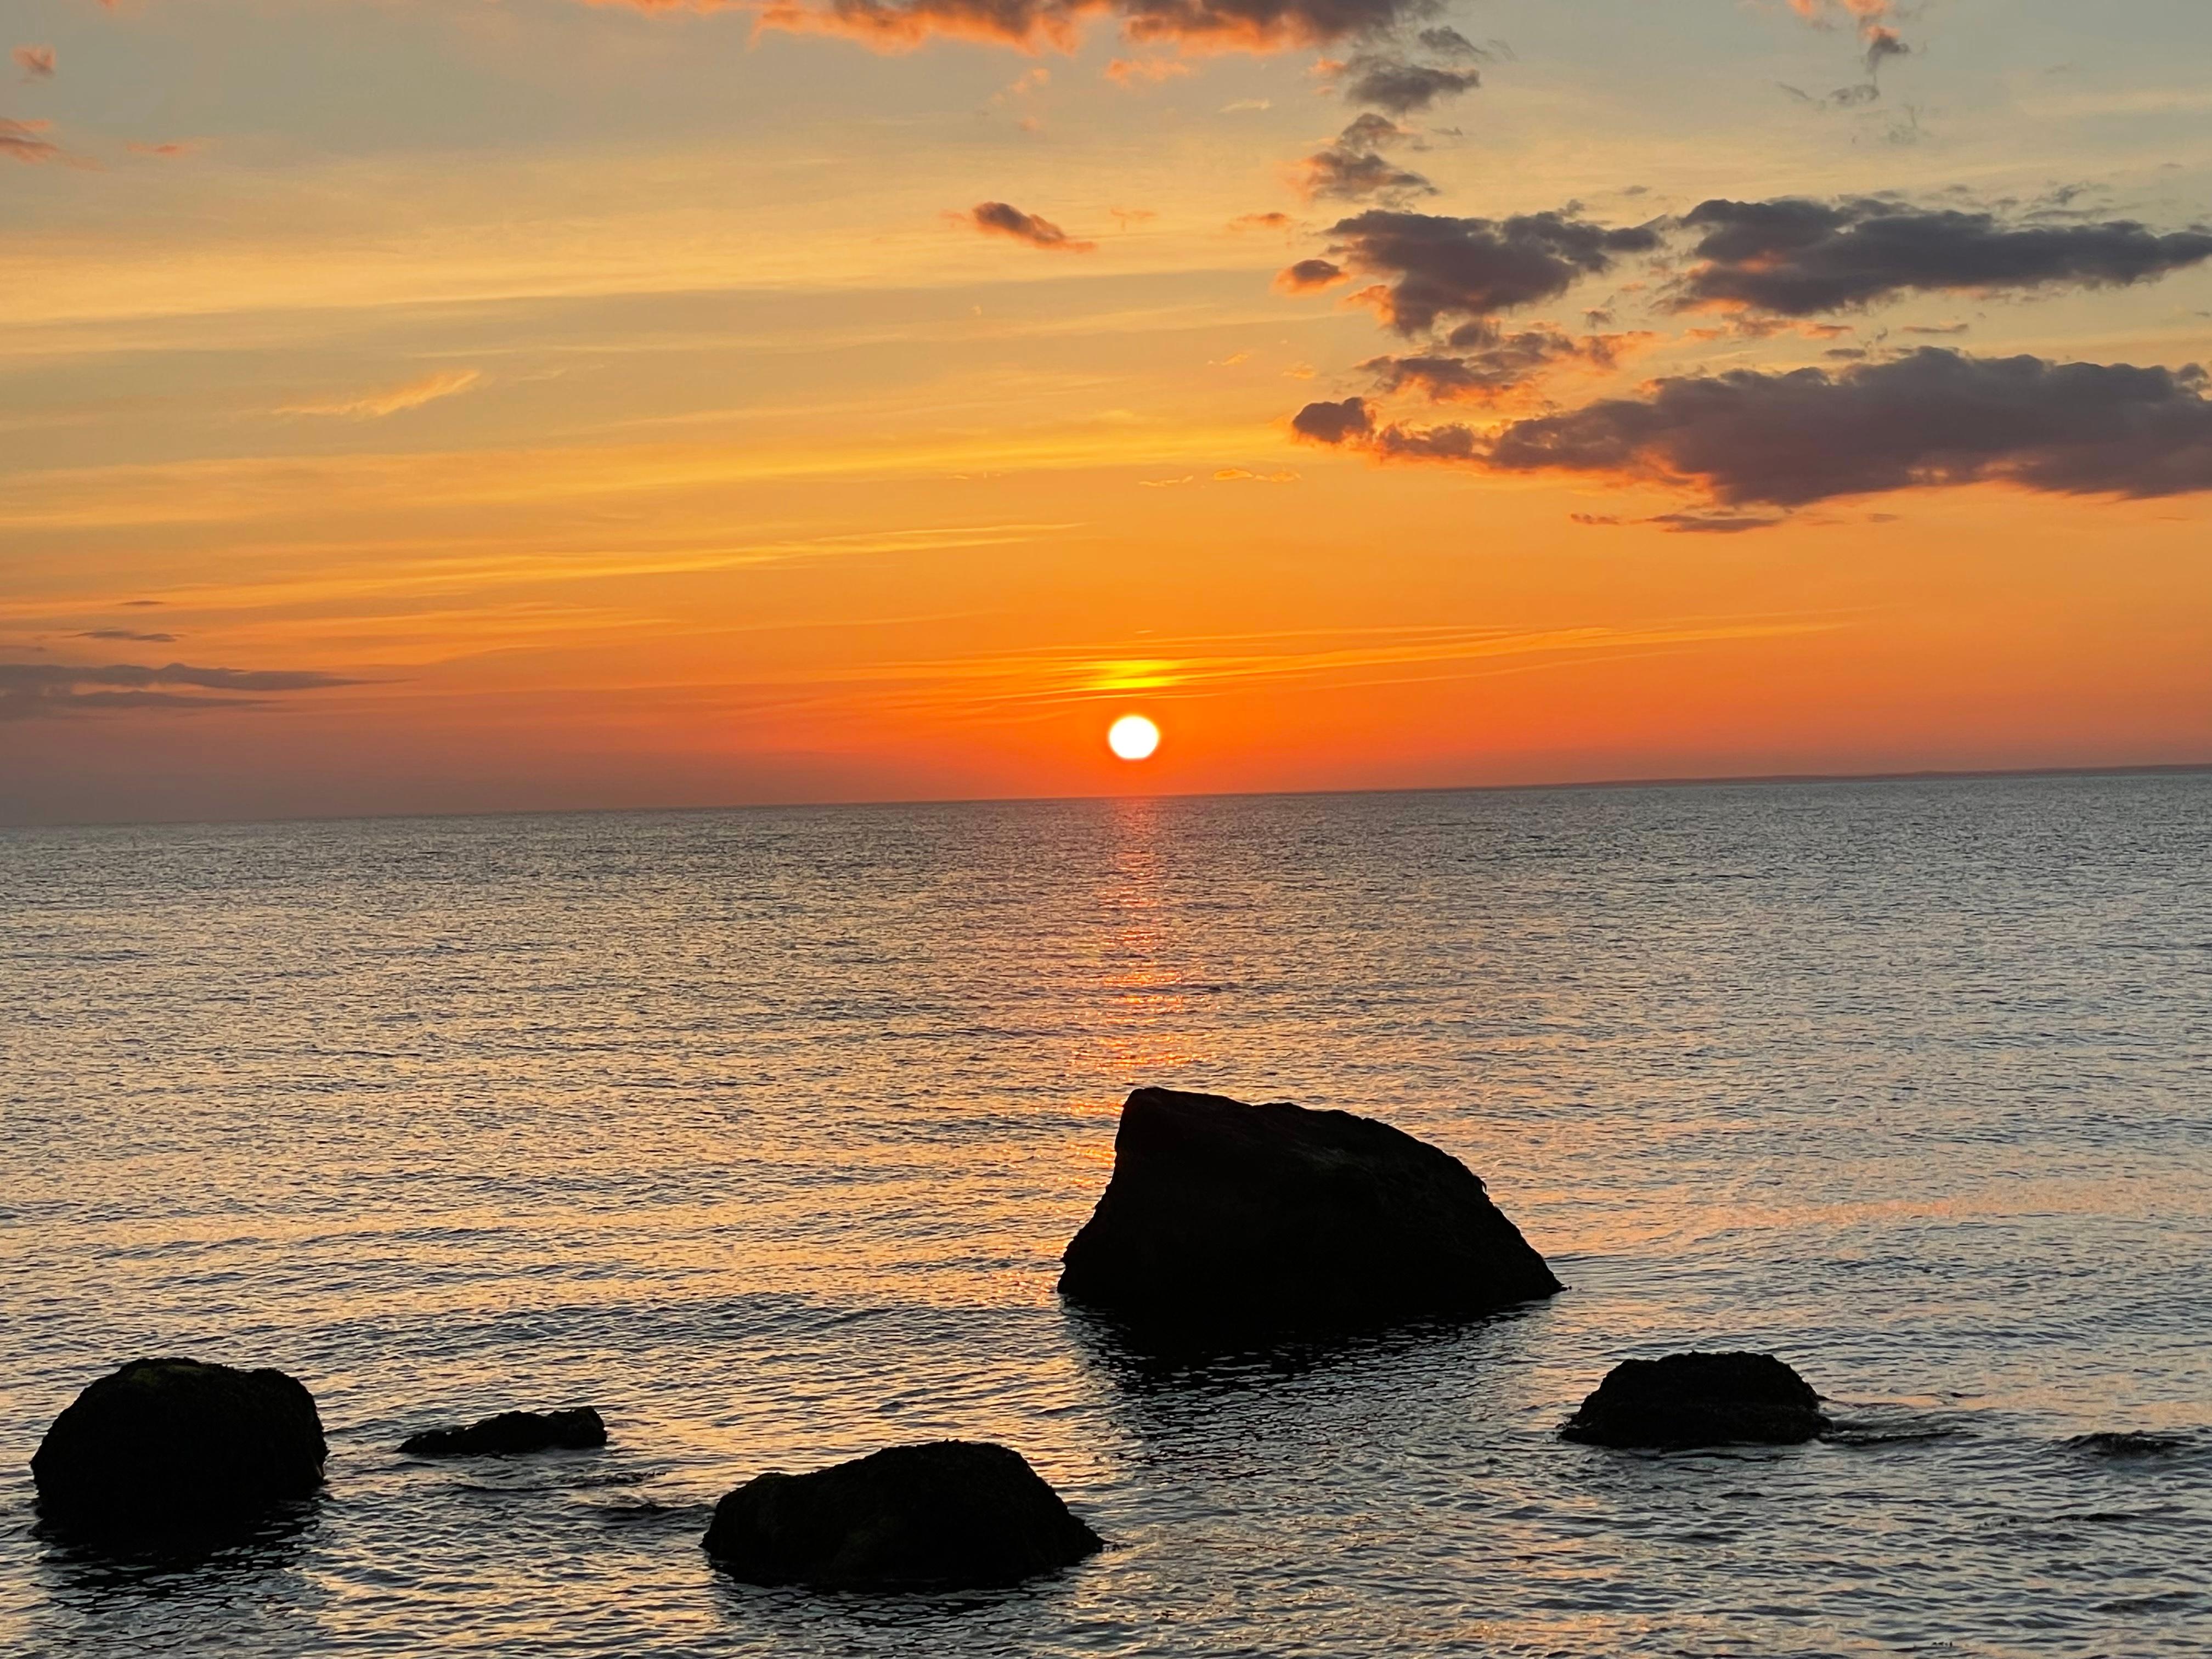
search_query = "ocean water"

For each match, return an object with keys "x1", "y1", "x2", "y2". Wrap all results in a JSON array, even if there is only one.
[{"x1": 3, "y1": 775, "x2": 2209, "y2": 1657}]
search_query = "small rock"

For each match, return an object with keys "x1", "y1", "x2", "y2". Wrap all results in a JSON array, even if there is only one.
[
  {"x1": 1562, "y1": 1351, "x2": 1828, "y2": 1447},
  {"x1": 2067, "y1": 1430, "x2": 2185, "y2": 1458},
  {"x1": 32, "y1": 1356, "x2": 326, "y2": 1537},
  {"x1": 703, "y1": 1440, "x2": 1102, "y2": 1590},
  {"x1": 1059, "y1": 1086, "x2": 1560, "y2": 1331},
  {"x1": 400, "y1": 1406, "x2": 606, "y2": 1458}
]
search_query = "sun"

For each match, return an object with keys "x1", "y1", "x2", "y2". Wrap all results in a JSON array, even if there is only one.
[{"x1": 1107, "y1": 713, "x2": 1160, "y2": 761}]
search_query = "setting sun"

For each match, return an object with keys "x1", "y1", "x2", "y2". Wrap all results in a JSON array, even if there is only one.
[{"x1": 1108, "y1": 715, "x2": 1161, "y2": 762}]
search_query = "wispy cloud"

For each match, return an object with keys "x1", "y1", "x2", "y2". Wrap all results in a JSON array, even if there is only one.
[
  {"x1": 0, "y1": 661, "x2": 365, "y2": 720},
  {"x1": 280, "y1": 369, "x2": 483, "y2": 420},
  {"x1": 13, "y1": 44, "x2": 55, "y2": 81},
  {"x1": 0, "y1": 116, "x2": 59, "y2": 164},
  {"x1": 678, "y1": 616, "x2": 1852, "y2": 730}
]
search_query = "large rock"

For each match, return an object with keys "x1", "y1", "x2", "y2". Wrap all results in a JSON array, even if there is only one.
[
  {"x1": 1562, "y1": 1351, "x2": 1828, "y2": 1447},
  {"x1": 32, "y1": 1357, "x2": 326, "y2": 1536},
  {"x1": 703, "y1": 1440, "x2": 1102, "y2": 1590},
  {"x1": 400, "y1": 1406, "x2": 606, "y2": 1458},
  {"x1": 1058, "y1": 1087, "x2": 1560, "y2": 1330}
]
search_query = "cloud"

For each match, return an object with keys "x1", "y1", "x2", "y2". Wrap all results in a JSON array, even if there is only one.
[
  {"x1": 714, "y1": 0, "x2": 1432, "y2": 53},
  {"x1": 1293, "y1": 348, "x2": 2212, "y2": 518},
  {"x1": 1861, "y1": 24, "x2": 1908, "y2": 76},
  {"x1": 0, "y1": 661, "x2": 364, "y2": 720},
  {"x1": 1289, "y1": 395, "x2": 1374, "y2": 445},
  {"x1": 1229, "y1": 210, "x2": 1294, "y2": 232},
  {"x1": 1338, "y1": 55, "x2": 1479, "y2": 114},
  {"x1": 1313, "y1": 207, "x2": 1662, "y2": 334},
  {"x1": 1105, "y1": 55, "x2": 1190, "y2": 84},
  {"x1": 1292, "y1": 120, "x2": 1435, "y2": 204},
  {"x1": 1295, "y1": 147, "x2": 1435, "y2": 204},
  {"x1": 1275, "y1": 256, "x2": 1345, "y2": 291},
  {"x1": 76, "y1": 629, "x2": 179, "y2": 642},
  {"x1": 1359, "y1": 324, "x2": 1640, "y2": 403},
  {"x1": 127, "y1": 139, "x2": 196, "y2": 158},
  {"x1": 281, "y1": 369, "x2": 483, "y2": 420},
  {"x1": 962, "y1": 200, "x2": 1097, "y2": 251},
  {"x1": 1672, "y1": 197, "x2": 2212, "y2": 316},
  {"x1": 13, "y1": 44, "x2": 55, "y2": 81},
  {"x1": 0, "y1": 116, "x2": 59, "y2": 164}
]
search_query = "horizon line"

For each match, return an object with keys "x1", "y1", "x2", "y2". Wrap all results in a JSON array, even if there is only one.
[{"x1": 6, "y1": 757, "x2": 2208, "y2": 835}]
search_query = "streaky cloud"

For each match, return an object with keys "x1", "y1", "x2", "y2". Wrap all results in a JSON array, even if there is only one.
[
  {"x1": 0, "y1": 661, "x2": 366, "y2": 721},
  {"x1": 1292, "y1": 348, "x2": 2212, "y2": 520},
  {"x1": 1674, "y1": 197, "x2": 2212, "y2": 316},
  {"x1": 600, "y1": 0, "x2": 1435, "y2": 52}
]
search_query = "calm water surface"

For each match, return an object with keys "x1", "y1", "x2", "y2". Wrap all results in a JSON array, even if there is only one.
[{"x1": 3, "y1": 776, "x2": 2209, "y2": 1656}]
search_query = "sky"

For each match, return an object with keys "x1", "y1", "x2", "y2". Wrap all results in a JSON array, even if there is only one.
[{"x1": 2, "y1": 0, "x2": 2209, "y2": 825}]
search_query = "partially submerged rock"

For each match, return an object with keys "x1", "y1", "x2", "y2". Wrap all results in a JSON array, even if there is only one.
[
  {"x1": 32, "y1": 1357, "x2": 326, "y2": 1537},
  {"x1": 703, "y1": 1440, "x2": 1102, "y2": 1590},
  {"x1": 1563, "y1": 1351, "x2": 1827, "y2": 1448},
  {"x1": 400, "y1": 1406, "x2": 606, "y2": 1458},
  {"x1": 1058, "y1": 1087, "x2": 1560, "y2": 1330},
  {"x1": 2067, "y1": 1430, "x2": 2185, "y2": 1458}
]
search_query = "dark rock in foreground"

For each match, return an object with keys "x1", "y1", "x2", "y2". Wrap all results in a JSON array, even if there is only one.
[
  {"x1": 400, "y1": 1406, "x2": 607, "y2": 1458},
  {"x1": 32, "y1": 1357, "x2": 326, "y2": 1537},
  {"x1": 1563, "y1": 1351, "x2": 1827, "y2": 1447},
  {"x1": 703, "y1": 1440, "x2": 1102, "y2": 1590},
  {"x1": 1058, "y1": 1087, "x2": 1561, "y2": 1330}
]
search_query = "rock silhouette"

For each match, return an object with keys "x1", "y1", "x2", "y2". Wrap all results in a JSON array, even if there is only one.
[
  {"x1": 400, "y1": 1406, "x2": 606, "y2": 1458},
  {"x1": 1562, "y1": 1351, "x2": 1827, "y2": 1447},
  {"x1": 703, "y1": 1440, "x2": 1102, "y2": 1590},
  {"x1": 32, "y1": 1357, "x2": 326, "y2": 1537},
  {"x1": 1058, "y1": 1087, "x2": 1560, "y2": 1330}
]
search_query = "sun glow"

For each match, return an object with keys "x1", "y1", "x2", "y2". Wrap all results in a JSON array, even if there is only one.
[{"x1": 1107, "y1": 714, "x2": 1161, "y2": 761}]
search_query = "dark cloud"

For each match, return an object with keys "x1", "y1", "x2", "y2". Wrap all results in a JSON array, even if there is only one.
[
  {"x1": 1673, "y1": 197, "x2": 2212, "y2": 316},
  {"x1": 963, "y1": 200, "x2": 1097, "y2": 251},
  {"x1": 1862, "y1": 25, "x2": 1908, "y2": 75},
  {"x1": 1315, "y1": 208, "x2": 1661, "y2": 334},
  {"x1": 1276, "y1": 257, "x2": 1346, "y2": 291},
  {"x1": 76, "y1": 630, "x2": 179, "y2": 642},
  {"x1": 1230, "y1": 210, "x2": 1295, "y2": 232},
  {"x1": 1337, "y1": 110, "x2": 1412, "y2": 149},
  {"x1": 1289, "y1": 396, "x2": 1373, "y2": 444},
  {"x1": 1339, "y1": 55, "x2": 1480, "y2": 114},
  {"x1": 0, "y1": 661, "x2": 363, "y2": 720},
  {"x1": 1295, "y1": 349, "x2": 2212, "y2": 520},
  {"x1": 733, "y1": 0, "x2": 1434, "y2": 52},
  {"x1": 1414, "y1": 26, "x2": 1490, "y2": 59},
  {"x1": 1359, "y1": 324, "x2": 1632, "y2": 402},
  {"x1": 1293, "y1": 128, "x2": 1435, "y2": 204}
]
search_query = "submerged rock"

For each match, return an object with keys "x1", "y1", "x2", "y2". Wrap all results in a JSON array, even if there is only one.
[
  {"x1": 1562, "y1": 1351, "x2": 1827, "y2": 1448},
  {"x1": 1058, "y1": 1086, "x2": 1560, "y2": 1331},
  {"x1": 703, "y1": 1440, "x2": 1102, "y2": 1590},
  {"x1": 2067, "y1": 1430, "x2": 2186, "y2": 1458},
  {"x1": 400, "y1": 1406, "x2": 606, "y2": 1458},
  {"x1": 32, "y1": 1357, "x2": 326, "y2": 1537}
]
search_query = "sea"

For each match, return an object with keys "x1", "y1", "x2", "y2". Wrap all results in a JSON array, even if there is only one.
[{"x1": 3, "y1": 774, "x2": 2208, "y2": 1657}]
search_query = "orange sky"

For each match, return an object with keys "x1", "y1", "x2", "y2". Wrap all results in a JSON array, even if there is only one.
[{"x1": 3, "y1": 0, "x2": 2209, "y2": 823}]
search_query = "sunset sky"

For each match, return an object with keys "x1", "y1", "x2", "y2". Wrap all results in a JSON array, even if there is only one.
[{"x1": 3, "y1": 0, "x2": 2209, "y2": 825}]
